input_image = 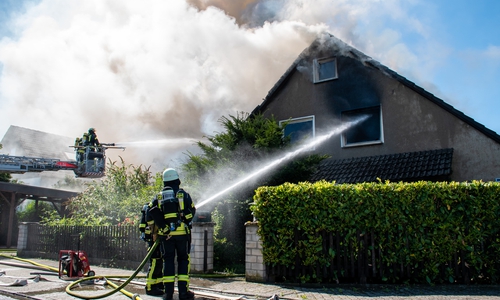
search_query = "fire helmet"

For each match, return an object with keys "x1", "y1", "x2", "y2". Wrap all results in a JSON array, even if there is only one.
[{"x1": 162, "y1": 168, "x2": 179, "y2": 182}]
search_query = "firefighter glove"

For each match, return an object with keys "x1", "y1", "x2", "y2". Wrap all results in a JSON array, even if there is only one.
[{"x1": 158, "y1": 227, "x2": 170, "y2": 237}]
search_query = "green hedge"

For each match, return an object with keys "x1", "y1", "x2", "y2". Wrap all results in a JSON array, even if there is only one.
[{"x1": 251, "y1": 180, "x2": 500, "y2": 284}]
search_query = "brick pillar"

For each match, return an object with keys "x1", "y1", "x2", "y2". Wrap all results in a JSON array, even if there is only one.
[
  {"x1": 245, "y1": 221, "x2": 267, "y2": 282},
  {"x1": 190, "y1": 222, "x2": 215, "y2": 273}
]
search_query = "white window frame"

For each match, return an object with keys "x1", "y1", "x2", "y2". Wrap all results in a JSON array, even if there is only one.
[
  {"x1": 341, "y1": 106, "x2": 384, "y2": 148},
  {"x1": 313, "y1": 57, "x2": 338, "y2": 83},
  {"x1": 279, "y1": 115, "x2": 316, "y2": 149}
]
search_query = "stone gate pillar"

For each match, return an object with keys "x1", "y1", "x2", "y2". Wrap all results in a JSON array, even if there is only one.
[
  {"x1": 190, "y1": 221, "x2": 215, "y2": 273},
  {"x1": 245, "y1": 221, "x2": 267, "y2": 282}
]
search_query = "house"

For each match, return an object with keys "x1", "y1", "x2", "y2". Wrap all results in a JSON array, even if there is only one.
[
  {"x1": 0, "y1": 125, "x2": 77, "y2": 187},
  {"x1": 252, "y1": 33, "x2": 500, "y2": 183}
]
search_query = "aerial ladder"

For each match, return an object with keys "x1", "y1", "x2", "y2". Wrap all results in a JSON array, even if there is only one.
[{"x1": 0, "y1": 143, "x2": 124, "y2": 178}]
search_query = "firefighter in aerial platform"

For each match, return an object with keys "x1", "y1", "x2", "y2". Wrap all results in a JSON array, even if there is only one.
[
  {"x1": 87, "y1": 128, "x2": 100, "y2": 151},
  {"x1": 74, "y1": 137, "x2": 85, "y2": 163},
  {"x1": 148, "y1": 168, "x2": 196, "y2": 300},
  {"x1": 139, "y1": 203, "x2": 165, "y2": 296}
]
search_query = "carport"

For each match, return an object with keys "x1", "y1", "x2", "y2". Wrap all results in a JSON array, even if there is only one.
[{"x1": 0, "y1": 182, "x2": 79, "y2": 248}]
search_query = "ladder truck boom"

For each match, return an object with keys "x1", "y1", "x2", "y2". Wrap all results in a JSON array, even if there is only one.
[
  {"x1": 0, "y1": 143, "x2": 124, "y2": 178},
  {"x1": 0, "y1": 154, "x2": 78, "y2": 173}
]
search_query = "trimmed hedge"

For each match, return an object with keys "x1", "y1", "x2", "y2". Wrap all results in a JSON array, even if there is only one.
[{"x1": 251, "y1": 180, "x2": 500, "y2": 284}]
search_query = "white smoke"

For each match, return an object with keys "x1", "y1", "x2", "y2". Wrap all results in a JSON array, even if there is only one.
[{"x1": 0, "y1": 0, "x2": 447, "y2": 169}]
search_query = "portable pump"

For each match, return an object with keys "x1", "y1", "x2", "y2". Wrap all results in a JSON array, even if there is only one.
[{"x1": 58, "y1": 234, "x2": 95, "y2": 279}]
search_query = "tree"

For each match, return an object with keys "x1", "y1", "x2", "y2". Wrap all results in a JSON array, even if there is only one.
[
  {"x1": 42, "y1": 158, "x2": 160, "y2": 226},
  {"x1": 183, "y1": 112, "x2": 327, "y2": 199},
  {"x1": 17, "y1": 200, "x2": 56, "y2": 222},
  {"x1": 0, "y1": 143, "x2": 12, "y2": 182},
  {"x1": 182, "y1": 112, "x2": 328, "y2": 271}
]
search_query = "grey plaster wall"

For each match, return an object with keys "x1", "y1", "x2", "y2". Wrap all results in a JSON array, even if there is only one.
[{"x1": 258, "y1": 46, "x2": 500, "y2": 182}]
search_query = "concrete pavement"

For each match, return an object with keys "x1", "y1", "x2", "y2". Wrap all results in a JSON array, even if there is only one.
[{"x1": 1, "y1": 256, "x2": 500, "y2": 300}]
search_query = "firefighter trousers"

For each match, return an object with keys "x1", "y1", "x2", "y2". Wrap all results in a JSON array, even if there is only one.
[
  {"x1": 146, "y1": 242, "x2": 163, "y2": 292},
  {"x1": 160, "y1": 234, "x2": 191, "y2": 297}
]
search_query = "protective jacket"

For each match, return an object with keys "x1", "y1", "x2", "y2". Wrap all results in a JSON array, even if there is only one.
[
  {"x1": 139, "y1": 203, "x2": 157, "y2": 242},
  {"x1": 148, "y1": 186, "x2": 195, "y2": 236},
  {"x1": 82, "y1": 132, "x2": 89, "y2": 146},
  {"x1": 88, "y1": 132, "x2": 99, "y2": 147}
]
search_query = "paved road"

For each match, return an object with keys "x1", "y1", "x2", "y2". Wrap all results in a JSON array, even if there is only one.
[{"x1": 1, "y1": 257, "x2": 500, "y2": 300}]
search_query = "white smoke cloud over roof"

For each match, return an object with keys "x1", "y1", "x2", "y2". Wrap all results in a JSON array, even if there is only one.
[{"x1": 0, "y1": 0, "x2": 467, "y2": 168}]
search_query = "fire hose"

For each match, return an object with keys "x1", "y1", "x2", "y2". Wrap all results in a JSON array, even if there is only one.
[
  {"x1": 65, "y1": 238, "x2": 160, "y2": 300},
  {"x1": 1, "y1": 240, "x2": 246, "y2": 300},
  {"x1": 0, "y1": 239, "x2": 159, "y2": 300}
]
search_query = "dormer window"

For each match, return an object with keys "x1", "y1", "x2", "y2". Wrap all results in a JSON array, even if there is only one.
[{"x1": 313, "y1": 57, "x2": 338, "y2": 83}]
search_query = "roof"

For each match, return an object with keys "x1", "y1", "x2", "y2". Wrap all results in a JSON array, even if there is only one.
[
  {"x1": 310, "y1": 148, "x2": 453, "y2": 184},
  {"x1": 252, "y1": 33, "x2": 500, "y2": 145},
  {"x1": 0, "y1": 125, "x2": 74, "y2": 160},
  {"x1": 0, "y1": 181, "x2": 79, "y2": 202}
]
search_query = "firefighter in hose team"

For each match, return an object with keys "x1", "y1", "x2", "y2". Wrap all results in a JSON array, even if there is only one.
[
  {"x1": 139, "y1": 203, "x2": 165, "y2": 296},
  {"x1": 148, "y1": 168, "x2": 196, "y2": 300}
]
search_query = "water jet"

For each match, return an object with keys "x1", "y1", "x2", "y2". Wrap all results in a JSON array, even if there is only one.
[
  {"x1": 114, "y1": 138, "x2": 196, "y2": 148},
  {"x1": 196, "y1": 116, "x2": 368, "y2": 209}
]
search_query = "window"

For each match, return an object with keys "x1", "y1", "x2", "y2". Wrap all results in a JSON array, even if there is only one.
[
  {"x1": 280, "y1": 115, "x2": 315, "y2": 146},
  {"x1": 313, "y1": 57, "x2": 338, "y2": 83},
  {"x1": 341, "y1": 106, "x2": 383, "y2": 147}
]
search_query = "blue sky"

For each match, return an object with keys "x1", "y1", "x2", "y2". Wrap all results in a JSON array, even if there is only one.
[
  {"x1": 421, "y1": 0, "x2": 500, "y2": 134},
  {"x1": 0, "y1": 0, "x2": 499, "y2": 166}
]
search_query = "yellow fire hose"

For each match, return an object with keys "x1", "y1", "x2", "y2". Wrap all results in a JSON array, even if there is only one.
[
  {"x1": 0, "y1": 239, "x2": 160, "y2": 300},
  {"x1": 65, "y1": 238, "x2": 159, "y2": 299},
  {"x1": 105, "y1": 277, "x2": 141, "y2": 300},
  {"x1": 0, "y1": 254, "x2": 60, "y2": 273}
]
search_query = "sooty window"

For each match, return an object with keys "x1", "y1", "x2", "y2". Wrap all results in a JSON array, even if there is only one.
[
  {"x1": 341, "y1": 106, "x2": 383, "y2": 147},
  {"x1": 313, "y1": 57, "x2": 338, "y2": 83},
  {"x1": 280, "y1": 115, "x2": 315, "y2": 146}
]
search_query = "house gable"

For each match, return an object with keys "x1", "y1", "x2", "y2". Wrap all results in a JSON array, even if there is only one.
[
  {"x1": 254, "y1": 34, "x2": 500, "y2": 144},
  {"x1": 0, "y1": 126, "x2": 77, "y2": 187},
  {"x1": 252, "y1": 33, "x2": 500, "y2": 182},
  {"x1": 0, "y1": 125, "x2": 74, "y2": 159}
]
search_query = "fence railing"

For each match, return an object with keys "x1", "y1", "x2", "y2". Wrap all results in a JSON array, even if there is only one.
[{"x1": 20, "y1": 223, "x2": 147, "y2": 269}]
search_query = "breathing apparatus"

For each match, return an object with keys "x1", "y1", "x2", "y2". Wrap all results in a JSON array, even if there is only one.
[
  {"x1": 157, "y1": 187, "x2": 190, "y2": 236},
  {"x1": 140, "y1": 204, "x2": 155, "y2": 242}
]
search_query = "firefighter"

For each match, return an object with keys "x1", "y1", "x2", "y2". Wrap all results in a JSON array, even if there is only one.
[
  {"x1": 139, "y1": 203, "x2": 165, "y2": 296},
  {"x1": 82, "y1": 132, "x2": 90, "y2": 146},
  {"x1": 74, "y1": 137, "x2": 84, "y2": 163},
  {"x1": 87, "y1": 128, "x2": 100, "y2": 151},
  {"x1": 148, "y1": 168, "x2": 196, "y2": 300}
]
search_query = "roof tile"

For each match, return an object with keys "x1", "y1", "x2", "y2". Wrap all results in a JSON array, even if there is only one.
[{"x1": 310, "y1": 148, "x2": 454, "y2": 184}]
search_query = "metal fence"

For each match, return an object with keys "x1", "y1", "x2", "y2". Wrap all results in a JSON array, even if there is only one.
[{"x1": 21, "y1": 223, "x2": 148, "y2": 269}]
